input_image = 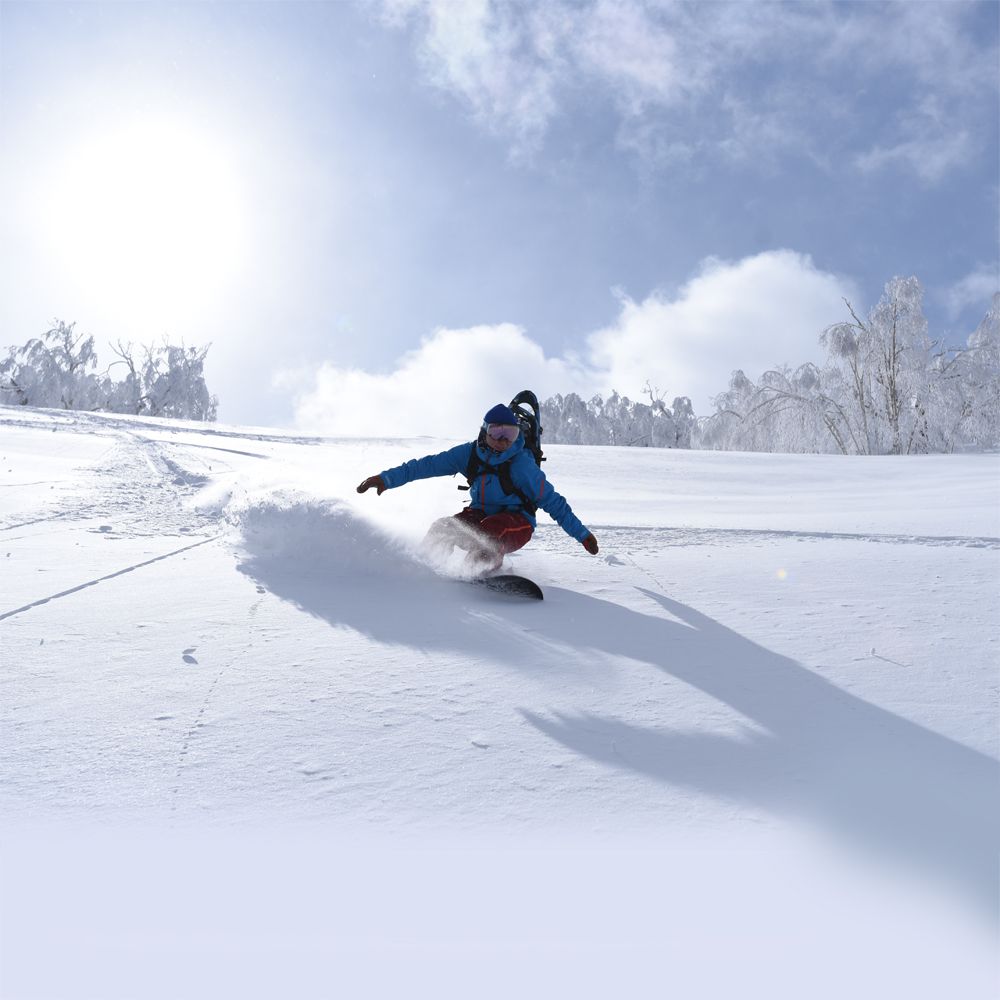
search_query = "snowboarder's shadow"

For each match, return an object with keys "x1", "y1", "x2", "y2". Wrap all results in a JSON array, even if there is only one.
[
  {"x1": 530, "y1": 587, "x2": 999, "y2": 925},
  {"x1": 235, "y1": 550, "x2": 563, "y2": 671},
  {"x1": 239, "y1": 552, "x2": 997, "y2": 921}
]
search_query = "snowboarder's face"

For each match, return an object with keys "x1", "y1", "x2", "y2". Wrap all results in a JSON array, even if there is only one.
[{"x1": 485, "y1": 423, "x2": 519, "y2": 452}]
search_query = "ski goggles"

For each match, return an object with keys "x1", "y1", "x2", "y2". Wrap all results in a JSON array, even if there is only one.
[{"x1": 485, "y1": 422, "x2": 520, "y2": 443}]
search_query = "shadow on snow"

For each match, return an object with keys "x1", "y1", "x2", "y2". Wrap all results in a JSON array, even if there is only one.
[{"x1": 239, "y1": 545, "x2": 998, "y2": 922}]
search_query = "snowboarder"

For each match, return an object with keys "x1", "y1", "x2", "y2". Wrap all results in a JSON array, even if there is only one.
[{"x1": 357, "y1": 402, "x2": 599, "y2": 574}]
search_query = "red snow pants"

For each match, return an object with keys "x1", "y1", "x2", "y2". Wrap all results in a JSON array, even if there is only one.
[{"x1": 426, "y1": 508, "x2": 533, "y2": 572}]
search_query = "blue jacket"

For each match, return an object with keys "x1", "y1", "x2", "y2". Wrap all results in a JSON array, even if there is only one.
[{"x1": 379, "y1": 437, "x2": 591, "y2": 541}]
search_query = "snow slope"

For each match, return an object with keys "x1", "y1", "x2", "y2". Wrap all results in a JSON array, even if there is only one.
[{"x1": 1, "y1": 406, "x2": 998, "y2": 999}]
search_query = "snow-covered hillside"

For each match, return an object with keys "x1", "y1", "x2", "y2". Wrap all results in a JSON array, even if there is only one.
[{"x1": 1, "y1": 406, "x2": 997, "y2": 999}]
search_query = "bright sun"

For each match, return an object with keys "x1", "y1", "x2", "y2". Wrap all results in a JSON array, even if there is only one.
[{"x1": 43, "y1": 115, "x2": 247, "y2": 323}]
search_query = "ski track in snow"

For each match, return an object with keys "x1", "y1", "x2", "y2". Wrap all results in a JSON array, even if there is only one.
[
  {"x1": 532, "y1": 523, "x2": 1000, "y2": 551},
  {"x1": 1, "y1": 416, "x2": 230, "y2": 624},
  {"x1": 0, "y1": 535, "x2": 220, "y2": 622},
  {"x1": 1, "y1": 426, "x2": 222, "y2": 539}
]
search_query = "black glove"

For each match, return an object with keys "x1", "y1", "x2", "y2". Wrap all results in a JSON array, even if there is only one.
[
  {"x1": 582, "y1": 533, "x2": 599, "y2": 555},
  {"x1": 357, "y1": 476, "x2": 387, "y2": 495}
]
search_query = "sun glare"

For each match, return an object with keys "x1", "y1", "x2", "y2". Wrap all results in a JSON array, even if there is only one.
[{"x1": 42, "y1": 116, "x2": 247, "y2": 323}]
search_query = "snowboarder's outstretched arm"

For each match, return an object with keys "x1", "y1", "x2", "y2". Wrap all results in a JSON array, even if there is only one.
[
  {"x1": 515, "y1": 459, "x2": 599, "y2": 554},
  {"x1": 356, "y1": 443, "x2": 473, "y2": 495}
]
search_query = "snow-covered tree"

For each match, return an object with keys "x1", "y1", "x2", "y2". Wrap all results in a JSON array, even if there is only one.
[
  {"x1": 542, "y1": 389, "x2": 693, "y2": 448},
  {"x1": 103, "y1": 341, "x2": 147, "y2": 415},
  {"x1": 0, "y1": 321, "x2": 103, "y2": 410},
  {"x1": 0, "y1": 323, "x2": 218, "y2": 421},
  {"x1": 543, "y1": 393, "x2": 600, "y2": 445},
  {"x1": 930, "y1": 292, "x2": 1000, "y2": 451},
  {"x1": 819, "y1": 277, "x2": 936, "y2": 454},
  {"x1": 135, "y1": 342, "x2": 218, "y2": 421},
  {"x1": 669, "y1": 395, "x2": 696, "y2": 449},
  {"x1": 696, "y1": 362, "x2": 859, "y2": 454},
  {"x1": 697, "y1": 278, "x2": 998, "y2": 454}
]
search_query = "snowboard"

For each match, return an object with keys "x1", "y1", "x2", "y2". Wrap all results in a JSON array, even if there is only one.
[{"x1": 471, "y1": 573, "x2": 544, "y2": 600}]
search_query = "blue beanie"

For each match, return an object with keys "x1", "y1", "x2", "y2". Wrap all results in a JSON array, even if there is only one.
[{"x1": 484, "y1": 403, "x2": 519, "y2": 425}]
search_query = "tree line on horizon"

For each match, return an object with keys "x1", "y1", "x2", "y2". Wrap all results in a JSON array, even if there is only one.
[
  {"x1": 2, "y1": 275, "x2": 996, "y2": 453},
  {"x1": 0, "y1": 321, "x2": 217, "y2": 421},
  {"x1": 543, "y1": 278, "x2": 999, "y2": 455}
]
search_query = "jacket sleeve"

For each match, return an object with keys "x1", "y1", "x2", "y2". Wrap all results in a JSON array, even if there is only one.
[
  {"x1": 380, "y1": 443, "x2": 472, "y2": 490},
  {"x1": 516, "y1": 459, "x2": 591, "y2": 542}
]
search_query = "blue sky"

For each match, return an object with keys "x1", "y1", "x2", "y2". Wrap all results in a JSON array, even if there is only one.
[{"x1": 1, "y1": 0, "x2": 997, "y2": 431}]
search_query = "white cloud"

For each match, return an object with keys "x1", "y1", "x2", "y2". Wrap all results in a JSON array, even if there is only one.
[
  {"x1": 290, "y1": 250, "x2": 855, "y2": 433},
  {"x1": 380, "y1": 0, "x2": 720, "y2": 159},
  {"x1": 383, "y1": 0, "x2": 563, "y2": 152},
  {"x1": 573, "y1": 0, "x2": 691, "y2": 113},
  {"x1": 586, "y1": 250, "x2": 855, "y2": 411},
  {"x1": 855, "y1": 131, "x2": 973, "y2": 185},
  {"x1": 943, "y1": 264, "x2": 1000, "y2": 322},
  {"x1": 291, "y1": 323, "x2": 592, "y2": 437},
  {"x1": 828, "y1": 2, "x2": 995, "y2": 98},
  {"x1": 381, "y1": 0, "x2": 996, "y2": 179},
  {"x1": 855, "y1": 94, "x2": 977, "y2": 185}
]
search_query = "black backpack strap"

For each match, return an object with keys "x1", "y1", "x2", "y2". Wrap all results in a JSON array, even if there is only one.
[
  {"x1": 460, "y1": 436, "x2": 485, "y2": 487},
  {"x1": 496, "y1": 461, "x2": 537, "y2": 515}
]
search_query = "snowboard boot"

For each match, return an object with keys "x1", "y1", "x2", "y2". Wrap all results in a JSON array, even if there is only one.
[{"x1": 464, "y1": 542, "x2": 503, "y2": 576}]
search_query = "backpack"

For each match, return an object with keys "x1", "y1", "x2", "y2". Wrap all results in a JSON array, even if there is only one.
[
  {"x1": 510, "y1": 389, "x2": 545, "y2": 467},
  {"x1": 459, "y1": 390, "x2": 546, "y2": 514}
]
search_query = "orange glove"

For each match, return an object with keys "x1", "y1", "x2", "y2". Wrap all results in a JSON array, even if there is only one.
[
  {"x1": 582, "y1": 533, "x2": 599, "y2": 554},
  {"x1": 357, "y1": 476, "x2": 387, "y2": 495}
]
